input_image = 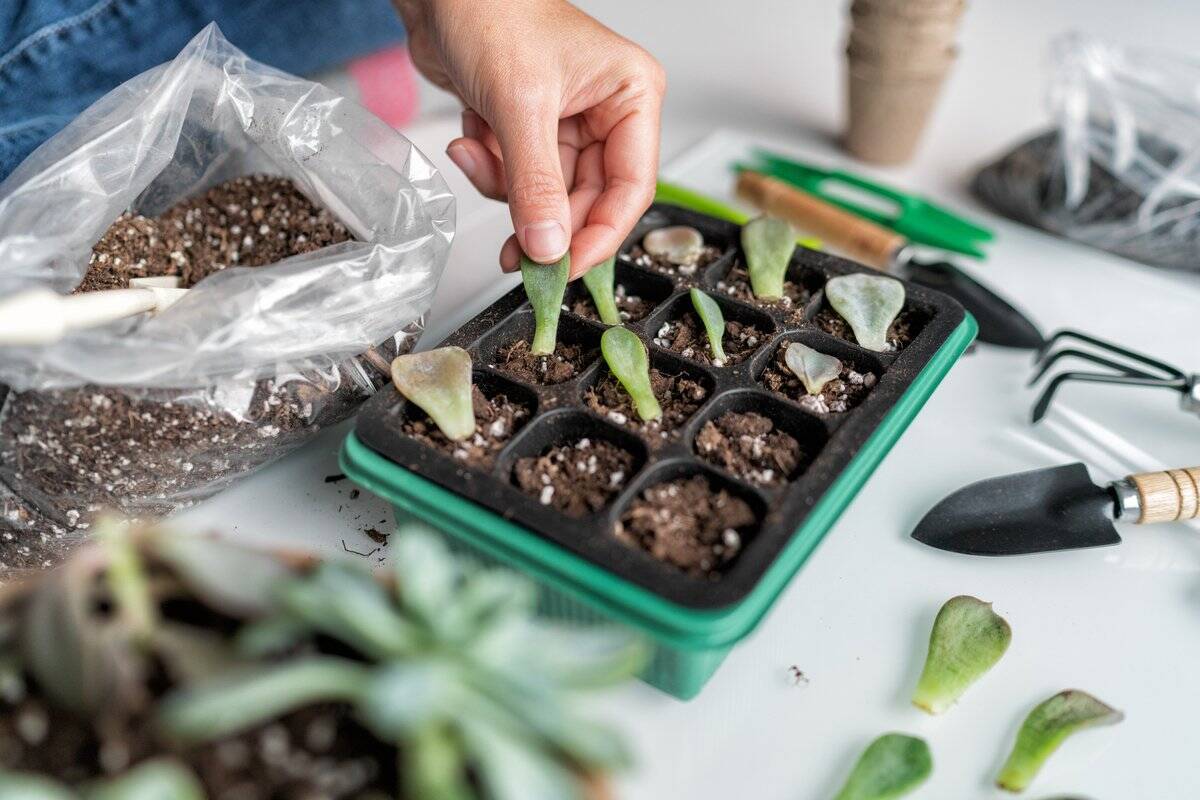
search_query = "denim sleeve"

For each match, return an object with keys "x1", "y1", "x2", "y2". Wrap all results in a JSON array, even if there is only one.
[{"x1": 0, "y1": 0, "x2": 406, "y2": 181}]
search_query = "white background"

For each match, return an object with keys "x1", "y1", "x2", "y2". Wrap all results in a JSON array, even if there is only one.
[{"x1": 184, "y1": 2, "x2": 1200, "y2": 797}]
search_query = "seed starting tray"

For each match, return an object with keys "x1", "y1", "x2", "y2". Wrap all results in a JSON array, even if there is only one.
[{"x1": 344, "y1": 201, "x2": 975, "y2": 698}]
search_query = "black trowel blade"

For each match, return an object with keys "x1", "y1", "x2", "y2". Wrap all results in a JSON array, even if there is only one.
[{"x1": 912, "y1": 463, "x2": 1121, "y2": 555}]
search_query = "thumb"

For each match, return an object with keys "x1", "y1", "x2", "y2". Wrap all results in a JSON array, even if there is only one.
[{"x1": 492, "y1": 105, "x2": 571, "y2": 264}]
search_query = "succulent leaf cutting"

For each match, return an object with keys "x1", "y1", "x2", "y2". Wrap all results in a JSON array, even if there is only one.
[
  {"x1": 912, "y1": 595, "x2": 1012, "y2": 715},
  {"x1": 741, "y1": 216, "x2": 796, "y2": 300},
  {"x1": 391, "y1": 347, "x2": 476, "y2": 441},
  {"x1": 600, "y1": 327, "x2": 662, "y2": 422},
  {"x1": 996, "y1": 690, "x2": 1124, "y2": 792},
  {"x1": 643, "y1": 226, "x2": 704, "y2": 266},
  {"x1": 689, "y1": 289, "x2": 728, "y2": 365},
  {"x1": 582, "y1": 256, "x2": 622, "y2": 325},
  {"x1": 833, "y1": 733, "x2": 933, "y2": 800},
  {"x1": 521, "y1": 253, "x2": 571, "y2": 355},
  {"x1": 825, "y1": 274, "x2": 905, "y2": 352},
  {"x1": 783, "y1": 342, "x2": 843, "y2": 396}
]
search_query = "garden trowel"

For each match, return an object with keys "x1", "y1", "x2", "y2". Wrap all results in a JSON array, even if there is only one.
[{"x1": 912, "y1": 462, "x2": 1200, "y2": 555}]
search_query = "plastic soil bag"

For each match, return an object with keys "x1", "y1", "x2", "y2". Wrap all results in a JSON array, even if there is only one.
[
  {"x1": 972, "y1": 33, "x2": 1200, "y2": 273},
  {"x1": 0, "y1": 25, "x2": 454, "y2": 573}
]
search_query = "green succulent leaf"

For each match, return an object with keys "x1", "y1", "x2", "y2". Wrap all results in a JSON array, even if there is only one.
[
  {"x1": 153, "y1": 533, "x2": 292, "y2": 618},
  {"x1": 997, "y1": 690, "x2": 1123, "y2": 793},
  {"x1": 520, "y1": 626, "x2": 648, "y2": 690},
  {"x1": 643, "y1": 226, "x2": 704, "y2": 266},
  {"x1": 392, "y1": 526, "x2": 464, "y2": 632},
  {"x1": 913, "y1": 595, "x2": 1011, "y2": 715},
  {"x1": 391, "y1": 347, "x2": 476, "y2": 442},
  {"x1": 0, "y1": 770, "x2": 75, "y2": 800},
  {"x1": 741, "y1": 216, "x2": 796, "y2": 299},
  {"x1": 99, "y1": 524, "x2": 156, "y2": 642},
  {"x1": 600, "y1": 327, "x2": 661, "y2": 422},
  {"x1": 833, "y1": 733, "x2": 933, "y2": 800},
  {"x1": 581, "y1": 256, "x2": 621, "y2": 325},
  {"x1": 459, "y1": 715, "x2": 587, "y2": 800},
  {"x1": 689, "y1": 289, "x2": 728, "y2": 365},
  {"x1": 83, "y1": 759, "x2": 205, "y2": 800},
  {"x1": 825, "y1": 274, "x2": 905, "y2": 352},
  {"x1": 521, "y1": 253, "x2": 571, "y2": 355},
  {"x1": 405, "y1": 723, "x2": 474, "y2": 800},
  {"x1": 784, "y1": 342, "x2": 842, "y2": 396}
]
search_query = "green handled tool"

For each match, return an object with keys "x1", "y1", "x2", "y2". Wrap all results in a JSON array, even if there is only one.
[{"x1": 741, "y1": 150, "x2": 994, "y2": 260}]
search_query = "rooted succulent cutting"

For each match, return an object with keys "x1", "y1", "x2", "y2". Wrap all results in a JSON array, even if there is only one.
[
  {"x1": 600, "y1": 327, "x2": 662, "y2": 422},
  {"x1": 825, "y1": 274, "x2": 905, "y2": 352},
  {"x1": 391, "y1": 346, "x2": 476, "y2": 441},
  {"x1": 689, "y1": 289, "x2": 728, "y2": 365},
  {"x1": 833, "y1": 733, "x2": 933, "y2": 800},
  {"x1": 521, "y1": 253, "x2": 571, "y2": 354},
  {"x1": 582, "y1": 256, "x2": 622, "y2": 325},
  {"x1": 996, "y1": 690, "x2": 1124, "y2": 793},
  {"x1": 912, "y1": 595, "x2": 1011, "y2": 714},
  {"x1": 643, "y1": 225, "x2": 704, "y2": 266},
  {"x1": 741, "y1": 216, "x2": 796, "y2": 300},
  {"x1": 784, "y1": 342, "x2": 843, "y2": 396}
]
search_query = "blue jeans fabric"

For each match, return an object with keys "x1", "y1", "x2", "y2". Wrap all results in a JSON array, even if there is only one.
[{"x1": 0, "y1": 0, "x2": 406, "y2": 181}]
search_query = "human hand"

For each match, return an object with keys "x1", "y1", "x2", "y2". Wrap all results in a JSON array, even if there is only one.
[{"x1": 395, "y1": 0, "x2": 665, "y2": 277}]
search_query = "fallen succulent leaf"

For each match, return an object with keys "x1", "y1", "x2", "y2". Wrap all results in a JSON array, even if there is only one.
[
  {"x1": 582, "y1": 256, "x2": 622, "y2": 325},
  {"x1": 997, "y1": 690, "x2": 1123, "y2": 793},
  {"x1": 391, "y1": 347, "x2": 476, "y2": 442},
  {"x1": 783, "y1": 342, "x2": 842, "y2": 395},
  {"x1": 521, "y1": 253, "x2": 571, "y2": 355},
  {"x1": 825, "y1": 274, "x2": 905, "y2": 351},
  {"x1": 689, "y1": 289, "x2": 727, "y2": 364},
  {"x1": 741, "y1": 216, "x2": 796, "y2": 299},
  {"x1": 912, "y1": 595, "x2": 1011, "y2": 714},
  {"x1": 601, "y1": 327, "x2": 661, "y2": 422},
  {"x1": 833, "y1": 733, "x2": 932, "y2": 800},
  {"x1": 643, "y1": 225, "x2": 704, "y2": 265}
]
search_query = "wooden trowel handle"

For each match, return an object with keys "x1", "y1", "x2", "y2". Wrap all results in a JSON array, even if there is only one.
[
  {"x1": 1127, "y1": 468, "x2": 1200, "y2": 524},
  {"x1": 736, "y1": 171, "x2": 904, "y2": 269}
]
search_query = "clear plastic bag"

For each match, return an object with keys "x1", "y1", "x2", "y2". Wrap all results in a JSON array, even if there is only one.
[
  {"x1": 0, "y1": 25, "x2": 455, "y2": 571},
  {"x1": 972, "y1": 33, "x2": 1200, "y2": 272}
]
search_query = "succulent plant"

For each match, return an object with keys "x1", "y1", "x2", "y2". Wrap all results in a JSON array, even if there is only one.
[
  {"x1": 643, "y1": 226, "x2": 704, "y2": 266},
  {"x1": 833, "y1": 733, "x2": 933, "y2": 800},
  {"x1": 521, "y1": 253, "x2": 571, "y2": 355},
  {"x1": 912, "y1": 595, "x2": 1011, "y2": 715},
  {"x1": 0, "y1": 760, "x2": 205, "y2": 799},
  {"x1": 784, "y1": 342, "x2": 842, "y2": 395},
  {"x1": 741, "y1": 216, "x2": 796, "y2": 300},
  {"x1": 689, "y1": 289, "x2": 727, "y2": 365},
  {"x1": 391, "y1": 347, "x2": 476, "y2": 441},
  {"x1": 996, "y1": 690, "x2": 1123, "y2": 793},
  {"x1": 159, "y1": 524, "x2": 645, "y2": 800},
  {"x1": 582, "y1": 256, "x2": 621, "y2": 325},
  {"x1": 599, "y1": 326, "x2": 661, "y2": 422},
  {"x1": 824, "y1": 274, "x2": 905, "y2": 352}
]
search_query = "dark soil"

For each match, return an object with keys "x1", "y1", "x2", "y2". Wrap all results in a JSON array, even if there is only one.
[
  {"x1": 583, "y1": 368, "x2": 708, "y2": 442},
  {"x1": 760, "y1": 344, "x2": 877, "y2": 414},
  {"x1": 570, "y1": 283, "x2": 653, "y2": 323},
  {"x1": 614, "y1": 475, "x2": 758, "y2": 579},
  {"x1": 651, "y1": 312, "x2": 765, "y2": 367},
  {"x1": 814, "y1": 305, "x2": 926, "y2": 352},
  {"x1": 621, "y1": 242, "x2": 722, "y2": 280},
  {"x1": 513, "y1": 437, "x2": 634, "y2": 517},
  {"x1": 714, "y1": 263, "x2": 815, "y2": 315},
  {"x1": 695, "y1": 412, "x2": 804, "y2": 486},
  {"x1": 494, "y1": 339, "x2": 594, "y2": 385},
  {"x1": 398, "y1": 385, "x2": 530, "y2": 469},
  {"x1": 0, "y1": 175, "x2": 384, "y2": 575}
]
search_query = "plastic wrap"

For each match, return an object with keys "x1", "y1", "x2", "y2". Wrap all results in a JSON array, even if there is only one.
[
  {"x1": 972, "y1": 34, "x2": 1200, "y2": 273},
  {"x1": 0, "y1": 25, "x2": 455, "y2": 571}
]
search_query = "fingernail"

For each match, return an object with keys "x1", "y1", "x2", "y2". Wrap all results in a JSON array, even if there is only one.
[
  {"x1": 446, "y1": 143, "x2": 476, "y2": 178},
  {"x1": 522, "y1": 220, "x2": 568, "y2": 262}
]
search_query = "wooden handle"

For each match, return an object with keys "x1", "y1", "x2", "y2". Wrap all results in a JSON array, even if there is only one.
[
  {"x1": 735, "y1": 171, "x2": 905, "y2": 269},
  {"x1": 1129, "y1": 468, "x2": 1200, "y2": 524}
]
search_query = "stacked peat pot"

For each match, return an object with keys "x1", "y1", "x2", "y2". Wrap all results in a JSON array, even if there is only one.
[{"x1": 844, "y1": 0, "x2": 966, "y2": 164}]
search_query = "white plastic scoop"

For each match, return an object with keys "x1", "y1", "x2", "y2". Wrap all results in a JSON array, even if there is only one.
[{"x1": 0, "y1": 276, "x2": 188, "y2": 345}]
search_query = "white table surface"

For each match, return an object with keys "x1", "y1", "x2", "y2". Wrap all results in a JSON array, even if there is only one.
[{"x1": 182, "y1": 2, "x2": 1200, "y2": 797}]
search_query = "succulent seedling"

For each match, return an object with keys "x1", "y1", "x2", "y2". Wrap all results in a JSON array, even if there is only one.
[
  {"x1": 582, "y1": 255, "x2": 622, "y2": 325},
  {"x1": 784, "y1": 342, "x2": 843, "y2": 396},
  {"x1": 689, "y1": 289, "x2": 727, "y2": 365},
  {"x1": 996, "y1": 690, "x2": 1123, "y2": 792},
  {"x1": 600, "y1": 326, "x2": 661, "y2": 422},
  {"x1": 741, "y1": 216, "x2": 796, "y2": 300},
  {"x1": 521, "y1": 253, "x2": 571, "y2": 355},
  {"x1": 390, "y1": 347, "x2": 476, "y2": 442},
  {"x1": 912, "y1": 595, "x2": 1011, "y2": 714},
  {"x1": 643, "y1": 225, "x2": 704, "y2": 266},
  {"x1": 833, "y1": 733, "x2": 933, "y2": 800},
  {"x1": 825, "y1": 274, "x2": 905, "y2": 352}
]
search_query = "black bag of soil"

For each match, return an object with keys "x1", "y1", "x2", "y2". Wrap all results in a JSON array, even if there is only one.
[{"x1": 0, "y1": 26, "x2": 454, "y2": 572}]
